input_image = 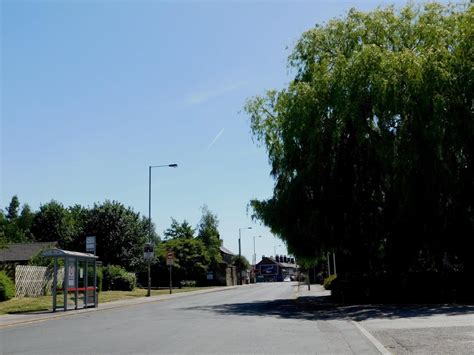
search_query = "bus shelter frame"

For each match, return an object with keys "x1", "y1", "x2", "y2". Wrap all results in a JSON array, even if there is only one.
[{"x1": 42, "y1": 249, "x2": 99, "y2": 312}]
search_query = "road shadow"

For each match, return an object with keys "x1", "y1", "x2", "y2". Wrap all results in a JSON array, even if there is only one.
[{"x1": 187, "y1": 295, "x2": 474, "y2": 322}]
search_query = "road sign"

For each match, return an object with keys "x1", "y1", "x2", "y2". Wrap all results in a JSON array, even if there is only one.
[
  {"x1": 166, "y1": 251, "x2": 174, "y2": 266},
  {"x1": 144, "y1": 243, "x2": 154, "y2": 261},
  {"x1": 86, "y1": 236, "x2": 96, "y2": 254}
]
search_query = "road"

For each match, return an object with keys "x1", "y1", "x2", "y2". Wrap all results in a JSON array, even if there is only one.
[{"x1": 0, "y1": 283, "x2": 379, "y2": 354}]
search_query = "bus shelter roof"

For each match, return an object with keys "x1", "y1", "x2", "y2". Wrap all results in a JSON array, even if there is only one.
[{"x1": 42, "y1": 248, "x2": 98, "y2": 260}]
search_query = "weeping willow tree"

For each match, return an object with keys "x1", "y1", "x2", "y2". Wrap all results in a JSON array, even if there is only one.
[{"x1": 245, "y1": 3, "x2": 473, "y2": 274}]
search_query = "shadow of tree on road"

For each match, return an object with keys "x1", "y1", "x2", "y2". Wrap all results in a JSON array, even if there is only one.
[{"x1": 187, "y1": 295, "x2": 474, "y2": 322}]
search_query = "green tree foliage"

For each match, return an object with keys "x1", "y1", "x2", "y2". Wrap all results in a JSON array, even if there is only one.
[
  {"x1": 157, "y1": 237, "x2": 210, "y2": 281},
  {"x1": 17, "y1": 204, "x2": 35, "y2": 238},
  {"x1": 164, "y1": 218, "x2": 195, "y2": 240},
  {"x1": 196, "y1": 206, "x2": 222, "y2": 264},
  {"x1": 0, "y1": 271, "x2": 15, "y2": 301},
  {"x1": 0, "y1": 210, "x2": 9, "y2": 248},
  {"x1": 232, "y1": 255, "x2": 250, "y2": 271},
  {"x1": 245, "y1": 3, "x2": 473, "y2": 274},
  {"x1": 2, "y1": 197, "x2": 35, "y2": 243},
  {"x1": 84, "y1": 201, "x2": 149, "y2": 271},
  {"x1": 31, "y1": 200, "x2": 76, "y2": 248},
  {"x1": 6, "y1": 196, "x2": 20, "y2": 220}
]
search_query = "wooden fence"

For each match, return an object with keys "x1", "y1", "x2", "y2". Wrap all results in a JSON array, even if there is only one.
[{"x1": 15, "y1": 265, "x2": 64, "y2": 298}]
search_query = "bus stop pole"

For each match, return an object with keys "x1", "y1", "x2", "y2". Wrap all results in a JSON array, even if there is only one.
[
  {"x1": 53, "y1": 257, "x2": 57, "y2": 312},
  {"x1": 169, "y1": 265, "x2": 172, "y2": 294},
  {"x1": 75, "y1": 258, "x2": 79, "y2": 310},
  {"x1": 64, "y1": 257, "x2": 68, "y2": 311},
  {"x1": 84, "y1": 260, "x2": 88, "y2": 308},
  {"x1": 93, "y1": 259, "x2": 97, "y2": 307}
]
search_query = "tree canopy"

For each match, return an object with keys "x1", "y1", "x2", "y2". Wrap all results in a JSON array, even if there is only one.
[
  {"x1": 84, "y1": 201, "x2": 150, "y2": 271},
  {"x1": 164, "y1": 218, "x2": 195, "y2": 240},
  {"x1": 157, "y1": 237, "x2": 211, "y2": 281},
  {"x1": 196, "y1": 205, "x2": 222, "y2": 264},
  {"x1": 245, "y1": 3, "x2": 473, "y2": 274}
]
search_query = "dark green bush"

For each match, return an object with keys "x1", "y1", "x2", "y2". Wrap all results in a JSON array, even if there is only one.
[
  {"x1": 179, "y1": 280, "x2": 197, "y2": 287},
  {"x1": 102, "y1": 265, "x2": 136, "y2": 291},
  {"x1": 0, "y1": 271, "x2": 15, "y2": 301},
  {"x1": 323, "y1": 274, "x2": 337, "y2": 290},
  {"x1": 96, "y1": 267, "x2": 103, "y2": 292}
]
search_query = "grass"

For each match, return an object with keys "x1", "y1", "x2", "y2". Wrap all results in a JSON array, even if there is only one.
[{"x1": 0, "y1": 287, "x2": 217, "y2": 315}]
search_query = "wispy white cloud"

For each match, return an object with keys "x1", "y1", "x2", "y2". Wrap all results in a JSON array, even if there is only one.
[
  {"x1": 207, "y1": 128, "x2": 225, "y2": 150},
  {"x1": 186, "y1": 81, "x2": 247, "y2": 105}
]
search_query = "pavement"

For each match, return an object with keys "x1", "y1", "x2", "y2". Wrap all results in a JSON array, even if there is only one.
[{"x1": 295, "y1": 283, "x2": 474, "y2": 354}]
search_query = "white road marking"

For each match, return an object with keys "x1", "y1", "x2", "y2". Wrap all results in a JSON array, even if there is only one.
[{"x1": 352, "y1": 320, "x2": 392, "y2": 355}]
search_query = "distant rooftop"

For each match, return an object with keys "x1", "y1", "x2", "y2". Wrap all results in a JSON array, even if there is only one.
[
  {"x1": 219, "y1": 245, "x2": 235, "y2": 256},
  {"x1": 0, "y1": 241, "x2": 58, "y2": 262}
]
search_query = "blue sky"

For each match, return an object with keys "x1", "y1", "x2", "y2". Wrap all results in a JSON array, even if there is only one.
[{"x1": 1, "y1": 0, "x2": 440, "y2": 262}]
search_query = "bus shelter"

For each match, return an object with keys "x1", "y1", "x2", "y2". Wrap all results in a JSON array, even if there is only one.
[{"x1": 42, "y1": 249, "x2": 99, "y2": 312}]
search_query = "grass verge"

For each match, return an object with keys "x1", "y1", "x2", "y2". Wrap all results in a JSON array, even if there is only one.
[{"x1": 0, "y1": 287, "x2": 216, "y2": 315}]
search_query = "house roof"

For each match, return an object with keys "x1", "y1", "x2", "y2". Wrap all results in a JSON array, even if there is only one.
[
  {"x1": 0, "y1": 242, "x2": 58, "y2": 262},
  {"x1": 219, "y1": 245, "x2": 235, "y2": 256},
  {"x1": 256, "y1": 256, "x2": 297, "y2": 268}
]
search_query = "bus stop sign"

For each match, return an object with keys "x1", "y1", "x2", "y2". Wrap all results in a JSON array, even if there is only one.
[
  {"x1": 144, "y1": 244, "x2": 154, "y2": 261},
  {"x1": 166, "y1": 251, "x2": 174, "y2": 266}
]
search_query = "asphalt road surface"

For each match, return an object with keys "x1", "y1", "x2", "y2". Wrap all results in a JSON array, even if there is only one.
[{"x1": 0, "y1": 283, "x2": 379, "y2": 354}]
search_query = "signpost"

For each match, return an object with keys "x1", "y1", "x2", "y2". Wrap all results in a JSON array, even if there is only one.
[
  {"x1": 166, "y1": 251, "x2": 174, "y2": 294},
  {"x1": 86, "y1": 236, "x2": 96, "y2": 255},
  {"x1": 144, "y1": 243, "x2": 154, "y2": 261}
]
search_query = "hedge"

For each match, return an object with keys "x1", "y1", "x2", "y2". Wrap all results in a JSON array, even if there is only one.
[{"x1": 0, "y1": 271, "x2": 15, "y2": 301}]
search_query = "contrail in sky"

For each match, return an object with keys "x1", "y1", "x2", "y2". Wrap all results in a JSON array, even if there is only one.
[{"x1": 207, "y1": 128, "x2": 225, "y2": 150}]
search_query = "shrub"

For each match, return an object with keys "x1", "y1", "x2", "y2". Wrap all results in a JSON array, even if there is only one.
[
  {"x1": 0, "y1": 271, "x2": 15, "y2": 301},
  {"x1": 179, "y1": 280, "x2": 197, "y2": 287},
  {"x1": 96, "y1": 267, "x2": 103, "y2": 292},
  {"x1": 102, "y1": 265, "x2": 137, "y2": 291},
  {"x1": 323, "y1": 274, "x2": 337, "y2": 290}
]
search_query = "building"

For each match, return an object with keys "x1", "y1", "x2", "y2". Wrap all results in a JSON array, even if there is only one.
[
  {"x1": 0, "y1": 241, "x2": 58, "y2": 278},
  {"x1": 256, "y1": 255, "x2": 297, "y2": 282},
  {"x1": 210, "y1": 245, "x2": 238, "y2": 286}
]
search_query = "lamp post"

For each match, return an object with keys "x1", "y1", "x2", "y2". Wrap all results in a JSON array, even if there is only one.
[
  {"x1": 238, "y1": 226, "x2": 252, "y2": 285},
  {"x1": 252, "y1": 235, "x2": 262, "y2": 284},
  {"x1": 273, "y1": 244, "x2": 282, "y2": 282},
  {"x1": 274, "y1": 244, "x2": 281, "y2": 257},
  {"x1": 253, "y1": 235, "x2": 262, "y2": 267},
  {"x1": 147, "y1": 163, "x2": 178, "y2": 297}
]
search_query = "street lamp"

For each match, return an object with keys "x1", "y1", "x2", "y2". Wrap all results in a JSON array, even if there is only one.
[
  {"x1": 253, "y1": 235, "x2": 263, "y2": 267},
  {"x1": 147, "y1": 163, "x2": 178, "y2": 297},
  {"x1": 274, "y1": 244, "x2": 281, "y2": 257},
  {"x1": 252, "y1": 235, "x2": 263, "y2": 284},
  {"x1": 238, "y1": 226, "x2": 252, "y2": 285}
]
